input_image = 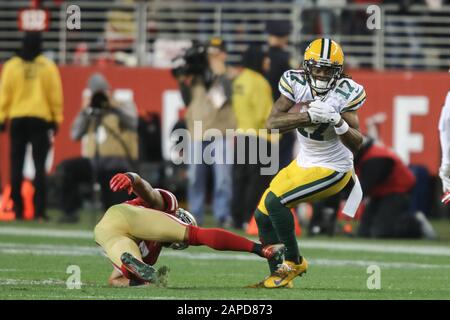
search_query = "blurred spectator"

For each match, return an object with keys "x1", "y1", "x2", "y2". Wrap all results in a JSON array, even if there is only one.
[
  {"x1": 308, "y1": 192, "x2": 341, "y2": 236},
  {"x1": 310, "y1": 136, "x2": 437, "y2": 238},
  {"x1": 0, "y1": 32, "x2": 63, "y2": 221},
  {"x1": 426, "y1": 0, "x2": 444, "y2": 9},
  {"x1": 296, "y1": 0, "x2": 345, "y2": 40},
  {"x1": 383, "y1": 0, "x2": 424, "y2": 69},
  {"x1": 105, "y1": 0, "x2": 136, "y2": 53},
  {"x1": 295, "y1": 0, "x2": 316, "y2": 40},
  {"x1": 266, "y1": 20, "x2": 292, "y2": 99},
  {"x1": 316, "y1": 0, "x2": 346, "y2": 36},
  {"x1": 56, "y1": 73, "x2": 138, "y2": 223},
  {"x1": 73, "y1": 42, "x2": 90, "y2": 66},
  {"x1": 265, "y1": 20, "x2": 296, "y2": 169},
  {"x1": 231, "y1": 45, "x2": 274, "y2": 229},
  {"x1": 422, "y1": 0, "x2": 450, "y2": 71},
  {"x1": 138, "y1": 112, "x2": 163, "y2": 162},
  {"x1": 174, "y1": 37, "x2": 236, "y2": 227},
  {"x1": 355, "y1": 137, "x2": 436, "y2": 239},
  {"x1": 343, "y1": 0, "x2": 381, "y2": 35}
]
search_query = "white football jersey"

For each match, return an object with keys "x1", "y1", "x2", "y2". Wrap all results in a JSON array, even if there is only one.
[
  {"x1": 439, "y1": 91, "x2": 450, "y2": 167},
  {"x1": 279, "y1": 69, "x2": 366, "y2": 172}
]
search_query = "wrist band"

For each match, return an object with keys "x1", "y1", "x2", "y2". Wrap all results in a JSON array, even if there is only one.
[{"x1": 334, "y1": 121, "x2": 349, "y2": 135}]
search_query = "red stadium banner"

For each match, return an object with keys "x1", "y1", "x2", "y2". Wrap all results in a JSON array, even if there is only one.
[{"x1": 0, "y1": 67, "x2": 448, "y2": 188}]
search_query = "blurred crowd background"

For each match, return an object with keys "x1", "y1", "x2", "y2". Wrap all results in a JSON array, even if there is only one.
[
  {"x1": 0, "y1": 0, "x2": 449, "y2": 69},
  {"x1": 0, "y1": 0, "x2": 449, "y2": 240}
]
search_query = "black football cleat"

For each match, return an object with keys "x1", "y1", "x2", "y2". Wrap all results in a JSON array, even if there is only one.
[{"x1": 121, "y1": 252, "x2": 158, "y2": 284}]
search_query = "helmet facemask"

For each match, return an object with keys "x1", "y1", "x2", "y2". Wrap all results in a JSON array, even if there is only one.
[
  {"x1": 169, "y1": 208, "x2": 197, "y2": 250},
  {"x1": 304, "y1": 59, "x2": 343, "y2": 94}
]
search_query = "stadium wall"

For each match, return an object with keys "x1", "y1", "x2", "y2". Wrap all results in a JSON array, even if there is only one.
[{"x1": 0, "y1": 67, "x2": 448, "y2": 187}]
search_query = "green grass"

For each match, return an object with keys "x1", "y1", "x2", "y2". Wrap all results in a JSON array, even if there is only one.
[{"x1": 1, "y1": 210, "x2": 450, "y2": 300}]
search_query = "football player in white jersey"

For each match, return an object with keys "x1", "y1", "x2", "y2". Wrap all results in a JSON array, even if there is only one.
[
  {"x1": 250, "y1": 38, "x2": 366, "y2": 288},
  {"x1": 439, "y1": 89, "x2": 450, "y2": 205}
]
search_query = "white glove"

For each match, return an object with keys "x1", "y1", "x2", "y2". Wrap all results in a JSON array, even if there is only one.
[
  {"x1": 308, "y1": 100, "x2": 341, "y2": 125},
  {"x1": 306, "y1": 107, "x2": 322, "y2": 124}
]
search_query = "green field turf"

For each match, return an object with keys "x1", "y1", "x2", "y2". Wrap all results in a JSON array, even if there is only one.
[{"x1": 1, "y1": 211, "x2": 450, "y2": 300}]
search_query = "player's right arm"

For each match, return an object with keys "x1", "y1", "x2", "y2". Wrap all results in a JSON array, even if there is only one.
[
  {"x1": 266, "y1": 95, "x2": 312, "y2": 133},
  {"x1": 110, "y1": 173, "x2": 166, "y2": 211},
  {"x1": 266, "y1": 70, "x2": 313, "y2": 133}
]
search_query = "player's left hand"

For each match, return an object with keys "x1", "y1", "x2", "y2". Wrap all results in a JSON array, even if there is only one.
[
  {"x1": 110, "y1": 173, "x2": 133, "y2": 194},
  {"x1": 308, "y1": 100, "x2": 341, "y2": 125},
  {"x1": 442, "y1": 191, "x2": 450, "y2": 205}
]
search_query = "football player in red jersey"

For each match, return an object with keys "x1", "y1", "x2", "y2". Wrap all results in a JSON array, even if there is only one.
[{"x1": 95, "y1": 172, "x2": 285, "y2": 287}]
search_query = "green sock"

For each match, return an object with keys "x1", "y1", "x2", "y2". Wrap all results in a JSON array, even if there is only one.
[
  {"x1": 264, "y1": 192, "x2": 301, "y2": 264},
  {"x1": 254, "y1": 209, "x2": 283, "y2": 274}
]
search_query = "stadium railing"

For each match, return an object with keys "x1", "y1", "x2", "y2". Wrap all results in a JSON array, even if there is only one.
[{"x1": 0, "y1": 0, "x2": 449, "y2": 70}]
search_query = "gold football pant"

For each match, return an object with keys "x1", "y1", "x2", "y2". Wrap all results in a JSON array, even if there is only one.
[
  {"x1": 255, "y1": 160, "x2": 352, "y2": 269},
  {"x1": 257, "y1": 160, "x2": 352, "y2": 215},
  {"x1": 94, "y1": 204, "x2": 187, "y2": 267}
]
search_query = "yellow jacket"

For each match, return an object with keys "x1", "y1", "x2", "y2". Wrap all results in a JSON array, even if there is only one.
[
  {"x1": 232, "y1": 68, "x2": 277, "y2": 141},
  {"x1": 0, "y1": 55, "x2": 63, "y2": 124}
]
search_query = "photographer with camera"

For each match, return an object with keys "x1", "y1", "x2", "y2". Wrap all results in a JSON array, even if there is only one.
[
  {"x1": 172, "y1": 38, "x2": 236, "y2": 227},
  {"x1": 56, "y1": 72, "x2": 138, "y2": 223}
]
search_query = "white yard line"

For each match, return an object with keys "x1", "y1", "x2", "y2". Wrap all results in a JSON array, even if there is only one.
[
  {"x1": 0, "y1": 291, "x2": 185, "y2": 299},
  {"x1": 0, "y1": 242, "x2": 449, "y2": 270},
  {"x1": 1, "y1": 226, "x2": 450, "y2": 256},
  {"x1": 0, "y1": 227, "x2": 92, "y2": 239},
  {"x1": 0, "y1": 242, "x2": 101, "y2": 257},
  {"x1": 300, "y1": 241, "x2": 450, "y2": 256},
  {"x1": 0, "y1": 279, "x2": 65, "y2": 285}
]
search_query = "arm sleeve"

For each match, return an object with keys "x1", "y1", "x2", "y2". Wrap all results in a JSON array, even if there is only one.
[
  {"x1": 46, "y1": 62, "x2": 64, "y2": 124},
  {"x1": 0, "y1": 62, "x2": 13, "y2": 123},
  {"x1": 278, "y1": 70, "x2": 296, "y2": 102},
  {"x1": 359, "y1": 158, "x2": 394, "y2": 195}
]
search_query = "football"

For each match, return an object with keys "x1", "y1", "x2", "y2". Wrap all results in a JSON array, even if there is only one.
[{"x1": 289, "y1": 101, "x2": 312, "y2": 113}]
